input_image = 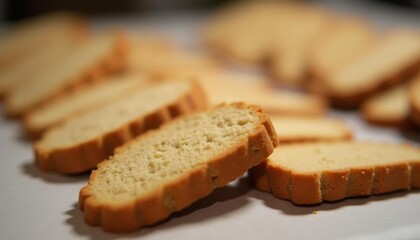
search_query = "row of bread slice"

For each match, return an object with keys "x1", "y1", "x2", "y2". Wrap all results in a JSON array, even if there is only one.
[{"x1": 203, "y1": 1, "x2": 420, "y2": 108}]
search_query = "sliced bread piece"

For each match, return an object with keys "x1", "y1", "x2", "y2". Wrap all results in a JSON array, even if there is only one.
[
  {"x1": 270, "y1": 116, "x2": 352, "y2": 143},
  {"x1": 34, "y1": 80, "x2": 207, "y2": 174},
  {"x1": 321, "y1": 30, "x2": 420, "y2": 108},
  {"x1": 0, "y1": 12, "x2": 87, "y2": 69},
  {"x1": 249, "y1": 142, "x2": 420, "y2": 204},
  {"x1": 195, "y1": 72, "x2": 327, "y2": 115},
  {"x1": 79, "y1": 103, "x2": 278, "y2": 232},
  {"x1": 409, "y1": 74, "x2": 420, "y2": 127},
  {"x1": 24, "y1": 73, "x2": 151, "y2": 139},
  {"x1": 362, "y1": 84, "x2": 409, "y2": 127},
  {"x1": 0, "y1": 38, "x2": 85, "y2": 98},
  {"x1": 307, "y1": 18, "x2": 375, "y2": 82},
  {"x1": 4, "y1": 32, "x2": 128, "y2": 117}
]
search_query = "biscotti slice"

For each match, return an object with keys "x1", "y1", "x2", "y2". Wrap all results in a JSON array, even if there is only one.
[
  {"x1": 34, "y1": 80, "x2": 207, "y2": 174},
  {"x1": 307, "y1": 18, "x2": 375, "y2": 82},
  {"x1": 270, "y1": 116, "x2": 352, "y2": 143},
  {"x1": 24, "y1": 73, "x2": 151, "y2": 139},
  {"x1": 249, "y1": 142, "x2": 420, "y2": 205},
  {"x1": 79, "y1": 103, "x2": 278, "y2": 232},
  {"x1": 362, "y1": 84, "x2": 409, "y2": 127},
  {"x1": 409, "y1": 74, "x2": 420, "y2": 127},
  {"x1": 0, "y1": 38, "x2": 84, "y2": 98},
  {"x1": 0, "y1": 12, "x2": 87, "y2": 69},
  {"x1": 196, "y1": 72, "x2": 327, "y2": 115},
  {"x1": 321, "y1": 30, "x2": 420, "y2": 108},
  {"x1": 4, "y1": 32, "x2": 128, "y2": 117}
]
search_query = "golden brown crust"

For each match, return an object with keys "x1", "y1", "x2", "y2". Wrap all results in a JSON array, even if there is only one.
[
  {"x1": 409, "y1": 77, "x2": 420, "y2": 127},
  {"x1": 249, "y1": 143, "x2": 420, "y2": 205},
  {"x1": 78, "y1": 103, "x2": 279, "y2": 232},
  {"x1": 3, "y1": 31, "x2": 130, "y2": 118},
  {"x1": 33, "y1": 81, "x2": 208, "y2": 174}
]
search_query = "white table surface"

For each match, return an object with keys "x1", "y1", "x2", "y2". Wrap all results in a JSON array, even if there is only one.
[{"x1": 1, "y1": 2, "x2": 420, "y2": 239}]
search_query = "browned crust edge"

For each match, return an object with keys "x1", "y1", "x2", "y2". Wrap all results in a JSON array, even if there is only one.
[
  {"x1": 408, "y1": 77, "x2": 420, "y2": 127},
  {"x1": 3, "y1": 31, "x2": 130, "y2": 118},
  {"x1": 33, "y1": 81, "x2": 208, "y2": 174},
  {"x1": 361, "y1": 102, "x2": 409, "y2": 129},
  {"x1": 249, "y1": 144, "x2": 420, "y2": 205},
  {"x1": 78, "y1": 102, "x2": 279, "y2": 232}
]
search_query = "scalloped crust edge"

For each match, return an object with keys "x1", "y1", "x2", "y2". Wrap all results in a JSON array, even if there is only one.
[
  {"x1": 3, "y1": 30, "x2": 130, "y2": 118},
  {"x1": 78, "y1": 103, "x2": 279, "y2": 232},
  {"x1": 249, "y1": 143, "x2": 420, "y2": 205},
  {"x1": 33, "y1": 80, "x2": 208, "y2": 174}
]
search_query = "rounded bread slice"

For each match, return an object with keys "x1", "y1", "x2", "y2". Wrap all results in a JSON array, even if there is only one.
[
  {"x1": 4, "y1": 32, "x2": 129, "y2": 117},
  {"x1": 79, "y1": 103, "x2": 278, "y2": 232},
  {"x1": 24, "y1": 73, "x2": 151, "y2": 139},
  {"x1": 34, "y1": 80, "x2": 207, "y2": 174},
  {"x1": 249, "y1": 142, "x2": 420, "y2": 204}
]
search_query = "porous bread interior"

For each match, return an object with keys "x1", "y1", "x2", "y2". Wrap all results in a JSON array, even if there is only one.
[
  {"x1": 363, "y1": 85, "x2": 408, "y2": 121},
  {"x1": 270, "y1": 142, "x2": 420, "y2": 173},
  {"x1": 89, "y1": 104, "x2": 262, "y2": 203},
  {"x1": 37, "y1": 81, "x2": 190, "y2": 150},
  {"x1": 324, "y1": 32, "x2": 420, "y2": 94},
  {"x1": 270, "y1": 116, "x2": 350, "y2": 141},
  {"x1": 27, "y1": 74, "x2": 148, "y2": 130},
  {"x1": 7, "y1": 34, "x2": 118, "y2": 111}
]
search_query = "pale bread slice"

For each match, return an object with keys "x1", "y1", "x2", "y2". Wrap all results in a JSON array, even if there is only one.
[
  {"x1": 362, "y1": 84, "x2": 409, "y2": 127},
  {"x1": 129, "y1": 43, "x2": 220, "y2": 81},
  {"x1": 79, "y1": 103, "x2": 278, "y2": 232},
  {"x1": 195, "y1": 72, "x2": 327, "y2": 115},
  {"x1": 409, "y1": 74, "x2": 420, "y2": 127},
  {"x1": 0, "y1": 12, "x2": 87, "y2": 69},
  {"x1": 321, "y1": 30, "x2": 420, "y2": 108},
  {"x1": 23, "y1": 73, "x2": 151, "y2": 139},
  {"x1": 4, "y1": 32, "x2": 129, "y2": 117},
  {"x1": 267, "y1": 5, "x2": 331, "y2": 86},
  {"x1": 307, "y1": 18, "x2": 375, "y2": 82},
  {"x1": 270, "y1": 116, "x2": 352, "y2": 143},
  {"x1": 34, "y1": 80, "x2": 207, "y2": 174},
  {"x1": 0, "y1": 38, "x2": 85, "y2": 98},
  {"x1": 249, "y1": 142, "x2": 420, "y2": 204}
]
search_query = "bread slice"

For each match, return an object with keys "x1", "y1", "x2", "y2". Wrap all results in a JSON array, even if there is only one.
[
  {"x1": 249, "y1": 142, "x2": 420, "y2": 205},
  {"x1": 79, "y1": 103, "x2": 278, "y2": 232},
  {"x1": 270, "y1": 116, "x2": 352, "y2": 143},
  {"x1": 321, "y1": 30, "x2": 420, "y2": 108},
  {"x1": 34, "y1": 80, "x2": 207, "y2": 174},
  {"x1": 23, "y1": 73, "x2": 151, "y2": 139},
  {"x1": 0, "y1": 12, "x2": 87, "y2": 70},
  {"x1": 409, "y1": 74, "x2": 420, "y2": 127},
  {"x1": 3, "y1": 32, "x2": 128, "y2": 118},
  {"x1": 267, "y1": 5, "x2": 331, "y2": 86},
  {"x1": 195, "y1": 72, "x2": 327, "y2": 115},
  {"x1": 307, "y1": 18, "x2": 375, "y2": 82},
  {"x1": 0, "y1": 38, "x2": 85, "y2": 98},
  {"x1": 362, "y1": 84, "x2": 409, "y2": 127}
]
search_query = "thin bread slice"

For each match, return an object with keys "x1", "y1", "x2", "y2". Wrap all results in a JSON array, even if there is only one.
[
  {"x1": 79, "y1": 103, "x2": 278, "y2": 232},
  {"x1": 195, "y1": 72, "x2": 327, "y2": 115},
  {"x1": 0, "y1": 38, "x2": 86, "y2": 98},
  {"x1": 0, "y1": 12, "x2": 87, "y2": 69},
  {"x1": 34, "y1": 80, "x2": 207, "y2": 174},
  {"x1": 24, "y1": 73, "x2": 151, "y2": 139},
  {"x1": 4, "y1": 32, "x2": 129, "y2": 117},
  {"x1": 362, "y1": 84, "x2": 409, "y2": 127},
  {"x1": 270, "y1": 116, "x2": 352, "y2": 143},
  {"x1": 249, "y1": 142, "x2": 420, "y2": 205},
  {"x1": 409, "y1": 74, "x2": 420, "y2": 127},
  {"x1": 321, "y1": 30, "x2": 420, "y2": 108},
  {"x1": 307, "y1": 18, "x2": 375, "y2": 82}
]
